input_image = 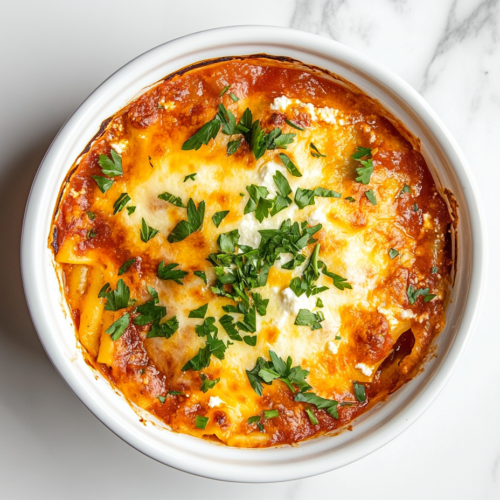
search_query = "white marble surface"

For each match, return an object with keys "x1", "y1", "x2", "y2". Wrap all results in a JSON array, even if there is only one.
[{"x1": 0, "y1": 0, "x2": 499, "y2": 497}]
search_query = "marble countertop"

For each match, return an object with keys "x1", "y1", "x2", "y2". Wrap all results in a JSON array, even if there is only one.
[{"x1": 0, "y1": 0, "x2": 498, "y2": 498}]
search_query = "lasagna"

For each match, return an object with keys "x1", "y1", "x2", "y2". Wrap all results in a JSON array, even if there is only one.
[{"x1": 50, "y1": 56, "x2": 453, "y2": 447}]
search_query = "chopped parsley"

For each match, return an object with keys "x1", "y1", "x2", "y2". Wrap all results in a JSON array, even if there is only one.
[
  {"x1": 184, "y1": 173, "x2": 197, "y2": 182},
  {"x1": 364, "y1": 190, "x2": 377, "y2": 205},
  {"x1": 353, "y1": 381, "x2": 366, "y2": 402},
  {"x1": 285, "y1": 118, "x2": 305, "y2": 131},
  {"x1": 195, "y1": 415, "x2": 209, "y2": 429},
  {"x1": 345, "y1": 196, "x2": 356, "y2": 202},
  {"x1": 294, "y1": 391, "x2": 339, "y2": 419},
  {"x1": 86, "y1": 211, "x2": 96, "y2": 220},
  {"x1": 431, "y1": 266, "x2": 438, "y2": 274},
  {"x1": 87, "y1": 228, "x2": 97, "y2": 239},
  {"x1": 219, "y1": 85, "x2": 230, "y2": 97},
  {"x1": 194, "y1": 270, "x2": 207, "y2": 284},
  {"x1": 157, "y1": 261, "x2": 188, "y2": 284},
  {"x1": 92, "y1": 175, "x2": 114, "y2": 193},
  {"x1": 305, "y1": 408, "x2": 319, "y2": 425},
  {"x1": 140, "y1": 218, "x2": 159, "y2": 243},
  {"x1": 264, "y1": 409, "x2": 279, "y2": 419},
  {"x1": 278, "y1": 153, "x2": 302, "y2": 177},
  {"x1": 189, "y1": 304, "x2": 209, "y2": 319},
  {"x1": 295, "y1": 308, "x2": 325, "y2": 330},
  {"x1": 103, "y1": 279, "x2": 130, "y2": 311},
  {"x1": 310, "y1": 142, "x2": 326, "y2": 158},
  {"x1": 316, "y1": 298, "x2": 324, "y2": 308},
  {"x1": 199, "y1": 373, "x2": 220, "y2": 393},
  {"x1": 158, "y1": 192, "x2": 185, "y2": 207},
  {"x1": 98, "y1": 149, "x2": 123, "y2": 177},
  {"x1": 105, "y1": 312, "x2": 130, "y2": 341},
  {"x1": 158, "y1": 396, "x2": 166, "y2": 404},
  {"x1": 294, "y1": 186, "x2": 341, "y2": 209},
  {"x1": 414, "y1": 203, "x2": 419, "y2": 212},
  {"x1": 229, "y1": 92, "x2": 239, "y2": 102},
  {"x1": 126, "y1": 206, "x2": 136, "y2": 215},
  {"x1": 289, "y1": 243, "x2": 329, "y2": 298},
  {"x1": 212, "y1": 210, "x2": 230, "y2": 228},
  {"x1": 389, "y1": 248, "x2": 399, "y2": 260},
  {"x1": 407, "y1": 285, "x2": 430, "y2": 305},
  {"x1": 322, "y1": 266, "x2": 352, "y2": 291},
  {"x1": 227, "y1": 138, "x2": 242, "y2": 155},
  {"x1": 118, "y1": 258, "x2": 136, "y2": 275},
  {"x1": 167, "y1": 199, "x2": 205, "y2": 243},
  {"x1": 352, "y1": 147, "x2": 374, "y2": 185},
  {"x1": 219, "y1": 314, "x2": 243, "y2": 341},
  {"x1": 424, "y1": 293, "x2": 436, "y2": 303},
  {"x1": 133, "y1": 294, "x2": 178, "y2": 339},
  {"x1": 113, "y1": 193, "x2": 131, "y2": 214},
  {"x1": 401, "y1": 184, "x2": 411, "y2": 194}
]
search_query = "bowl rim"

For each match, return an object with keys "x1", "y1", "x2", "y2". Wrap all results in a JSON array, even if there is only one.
[{"x1": 21, "y1": 25, "x2": 487, "y2": 483}]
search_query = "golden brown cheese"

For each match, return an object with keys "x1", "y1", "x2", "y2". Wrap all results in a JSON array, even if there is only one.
[{"x1": 51, "y1": 56, "x2": 453, "y2": 447}]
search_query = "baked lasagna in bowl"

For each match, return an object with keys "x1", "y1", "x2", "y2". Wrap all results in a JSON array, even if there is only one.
[{"x1": 50, "y1": 55, "x2": 453, "y2": 448}]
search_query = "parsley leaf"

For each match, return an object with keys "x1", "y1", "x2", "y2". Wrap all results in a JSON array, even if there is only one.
[
  {"x1": 322, "y1": 266, "x2": 352, "y2": 290},
  {"x1": 424, "y1": 294, "x2": 436, "y2": 302},
  {"x1": 87, "y1": 228, "x2": 97, "y2": 239},
  {"x1": 353, "y1": 381, "x2": 366, "y2": 402},
  {"x1": 294, "y1": 188, "x2": 316, "y2": 209},
  {"x1": 305, "y1": 408, "x2": 319, "y2": 425},
  {"x1": 98, "y1": 149, "x2": 123, "y2": 177},
  {"x1": 105, "y1": 312, "x2": 130, "y2": 341},
  {"x1": 195, "y1": 415, "x2": 209, "y2": 429},
  {"x1": 103, "y1": 279, "x2": 130, "y2": 311},
  {"x1": 244, "y1": 335, "x2": 257, "y2": 346},
  {"x1": 352, "y1": 147, "x2": 374, "y2": 185},
  {"x1": 401, "y1": 184, "x2": 411, "y2": 194},
  {"x1": 264, "y1": 409, "x2": 278, "y2": 419},
  {"x1": 127, "y1": 206, "x2": 136, "y2": 215},
  {"x1": 295, "y1": 308, "x2": 325, "y2": 330},
  {"x1": 316, "y1": 298, "x2": 324, "y2": 308},
  {"x1": 86, "y1": 211, "x2": 96, "y2": 220},
  {"x1": 184, "y1": 173, "x2": 197, "y2": 182},
  {"x1": 227, "y1": 138, "x2": 242, "y2": 155},
  {"x1": 219, "y1": 314, "x2": 243, "y2": 341},
  {"x1": 431, "y1": 266, "x2": 438, "y2": 274},
  {"x1": 220, "y1": 85, "x2": 230, "y2": 96},
  {"x1": 189, "y1": 304, "x2": 209, "y2": 319},
  {"x1": 364, "y1": 190, "x2": 377, "y2": 205},
  {"x1": 218, "y1": 229, "x2": 240, "y2": 253},
  {"x1": 212, "y1": 210, "x2": 229, "y2": 228},
  {"x1": 140, "y1": 218, "x2": 159, "y2": 243},
  {"x1": 113, "y1": 193, "x2": 131, "y2": 214},
  {"x1": 147, "y1": 316, "x2": 179, "y2": 339},
  {"x1": 251, "y1": 293, "x2": 269, "y2": 316},
  {"x1": 147, "y1": 285, "x2": 159, "y2": 303},
  {"x1": 200, "y1": 373, "x2": 220, "y2": 393},
  {"x1": 278, "y1": 153, "x2": 302, "y2": 177},
  {"x1": 158, "y1": 192, "x2": 186, "y2": 207},
  {"x1": 310, "y1": 142, "x2": 326, "y2": 158},
  {"x1": 285, "y1": 119, "x2": 305, "y2": 131},
  {"x1": 194, "y1": 270, "x2": 207, "y2": 284},
  {"x1": 92, "y1": 175, "x2": 114, "y2": 193},
  {"x1": 351, "y1": 147, "x2": 372, "y2": 160},
  {"x1": 345, "y1": 196, "x2": 355, "y2": 202},
  {"x1": 229, "y1": 92, "x2": 239, "y2": 102},
  {"x1": 314, "y1": 187, "x2": 341, "y2": 198},
  {"x1": 167, "y1": 199, "x2": 205, "y2": 243},
  {"x1": 182, "y1": 118, "x2": 221, "y2": 151},
  {"x1": 295, "y1": 391, "x2": 339, "y2": 419},
  {"x1": 407, "y1": 285, "x2": 430, "y2": 305},
  {"x1": 389, "y1": 248, "x2": 399, "y2": 260},
  {"x1": 133, "y1": 300, "x2": 166, "y2": 325},
  {"x1": 118, "y1": 258, "x2": 136, "y2": 275},
  {"x1": 158, "y1": 261, "x2": 188, "y2": 284}
]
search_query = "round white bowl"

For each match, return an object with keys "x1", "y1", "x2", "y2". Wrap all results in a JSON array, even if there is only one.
[{"x1": 21, "y1": 26, "x2": 486, "y2": 482}]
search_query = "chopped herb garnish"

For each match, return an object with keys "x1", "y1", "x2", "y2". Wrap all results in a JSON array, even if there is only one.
[
  {"x1": 86, "y1": 211, "x2": 96, "y2": 220},
  {"x1": 305, "y1": 408, "x2": 319, "y2": 425},
  {"x1": 251, "y1": 293, "x2": 269, "y2": 316},
  {"x1": 407, "y1": 285, "x2": 430, "y2": 305},
  {"x1": 113, "y1": 193, "x2": 131, "y2": 214},
  {"x1": 182, "y1": 117, "x2": 222, "y2": 151},
  {"x1": 264, "y1": 409, "x2": 279, "y2": 419},
  {"x1": 98, "y1": 149, "x2": 123, "y2": 177},
  {"x1": 158, "y1": 192, "x2": 186, "y2": 207},
  {"x1": 243, "y1": 335, "x2": 257, "y2": 346},
  {"x1": 106, "y1": 312, "x2": 130, "y2": 341},
  {"x1": 118, "y1": 258, "x2": 136, "y2": 275},
  {"x1": 87, "y1": 228, "x2": 97, "y2": 239},
  {"x1": 184, "y1": 173, "x2": 197, "y2": 182},
  {"x1": 316, "y1": 298, "x2": 324, "y2": 308},
  {"x1": 227, "y1": 138, "x2": 242, "y2": 155},
  {"x1": 98, "y1": 283, "x2": 110, "y2": 299},
  {"x1": 401, "y1": 184, "x2": 411, "y2": 194},
  {"x1": 140, "y1": 218, "x2": 159, "y2": 243},
  {"x1": 158, "y1": 395, "x2": 166, "y2": 403},
  {"x1": 199, "y1": 373, "x2": 220, "y2": 393},
  {"x1": 431, "y1": 266, "x2": 438, "y2": 274},
  {"x1": 278, "y1": 153, "x2": 302, "y2": 177},
  {"x1": 424, "y1": 294, "x2": 436, "y2": 303},
  {"x1": 285, "y1": 118, "x2": 305, "y2": 131},
  {"x1": 248, "y1": 415, "x2": 261, "y2": 425},
  {"x1": 414, "y1": 203, "x2": 419, "y2": 212},
  {"x1": 92, "y1": 175, "x2": 114, "y2": 193},
  {"x1": 195, "y1": 415, "x2": 209, "y2": 429},
  {"x1": 157, "y1": 104, "x2": 165, "y2": 109},
  {"x1": 323, "y1": 266, "x2": 352, "y2": 291},
  {"x1": 126, "y1": 206, "x2": 136, "y2": 215},
  {"x1": 314, "y1": 187, "x2": 341, "y2": 198},
  {"x1": 212, "y1": 210, "x2": 230, "y2": 228},
  {"x1": 295, "y1": 391, "x2": 339, "y2": 419},
  {"x1": 335, "y1": 335, "x2": 342, "y2": 340},
  {"x1": 189, "y1": 304, "x2": 209, "y2": 319},
  {"x1": 244, "y1": 184, "x2": 273, "y2": 222},
  {"x1": 295, "y1": 308, "x2": 325, "y2": 330},
  {"x1": 310, "y1": 142, "x2": 326, "y2": 158},
  {"x1": 365, "y1": 190, "x2": 377, "y2": 205},
  {"x1": 157, "y1": 261, "x2": 188, "y2": 284},
  {"x1": 167, "y1": 199, "x2": 205, "y2": 243},
  {"x1": 219, "y1": 314, "x2": 242, "y2": 341},
  {"x1": 147, "y1": 316, "x2": 179, "y2": 339},
  {"x1": 169, "y1": 390, "x2": 184, "y2": 396},
  {"x1": 103, "y1": 279, "x2": 130, "y2": 311},
  {"x1": 194, "y1": 270, "x2": 207, "y2": 284},
  {"x1": 229, "y1": 92, "x2": 239, "y2": 102},
  {"x1": 352, "y1": 147, "x2": 374, "y2": 184},
  {"x1": 345, "y1": 196, "x2": 356, "y2": 202},
  {"x1": 219, "y1": 85, "x2": 230, "y2": 97},
  {"x1": 147, "y1": 286, "x2": 159, "y2": 303},
  {"x1": 389, "y1": 248, "x2": 399, "y2": 260},
  {"x1": 353, "y1": 381, "x2": 366, "y2": 402}
]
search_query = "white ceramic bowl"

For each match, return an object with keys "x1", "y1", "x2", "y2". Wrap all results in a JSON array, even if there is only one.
[{"x1": 21, "y1": 26, "x2": 486, "y2": 482}]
